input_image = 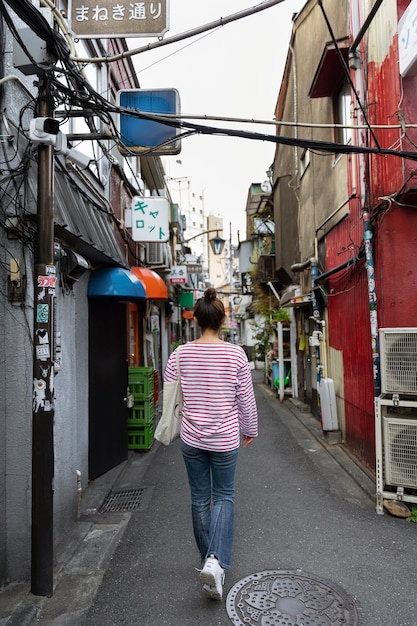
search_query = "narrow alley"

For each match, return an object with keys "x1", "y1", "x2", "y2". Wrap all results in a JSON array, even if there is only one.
[{"x1": 7, "y1": 374, "x2": 413, "y2": 626}]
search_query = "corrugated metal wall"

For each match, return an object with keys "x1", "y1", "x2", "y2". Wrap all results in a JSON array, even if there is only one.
[{"x1": 325, "y1": 198, "x2": 376, "y2": 469}]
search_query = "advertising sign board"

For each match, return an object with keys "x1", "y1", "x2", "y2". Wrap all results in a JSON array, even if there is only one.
[
  {"x1": 131, "y1": 196, "x2": 169, "y2": 242},
  {"x1": 69, "y1": 0, "x2": 169, "y2": 38}
]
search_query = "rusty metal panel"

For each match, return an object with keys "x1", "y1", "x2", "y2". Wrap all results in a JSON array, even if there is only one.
[
  {"x1": 325, "y1": 202, "x2": 376, "y2": 469},
  {"x1": 366, "y1": 0, "x2": 403, "y2": 201}
]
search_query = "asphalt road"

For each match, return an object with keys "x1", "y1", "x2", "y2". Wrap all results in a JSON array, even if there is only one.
[{"x1": 4, "y1": 377, "x2": 416, "y2": 625}]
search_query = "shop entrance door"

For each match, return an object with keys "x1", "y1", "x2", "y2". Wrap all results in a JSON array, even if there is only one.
[{"x1": 88, "y1": 300, "x2": 128, "y2": 480}]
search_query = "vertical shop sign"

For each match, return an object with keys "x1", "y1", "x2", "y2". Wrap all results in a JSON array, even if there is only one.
[{"x1": 131, "y1": 196, "x2": 169, "y2": 242}]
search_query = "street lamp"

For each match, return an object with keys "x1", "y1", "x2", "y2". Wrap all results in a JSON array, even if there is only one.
[
  {"x1": 182, "y1": 229, "x2": 226, "y2": 256},
  {"x1": 209, "y1": 232, "x2": 226, "y2": 255}
]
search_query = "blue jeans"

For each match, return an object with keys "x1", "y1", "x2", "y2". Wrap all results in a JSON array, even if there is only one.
[{"x1": 181, "y1": 441, "x2": 239, "y2": 570}]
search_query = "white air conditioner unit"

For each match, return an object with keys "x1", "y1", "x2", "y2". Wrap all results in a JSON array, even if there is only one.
[
  {"x1": 383, "y1": 415, "x2": 417, "y2": 488},
  {"x1": 380, "y1": 328, "x2": 417, "y2": 395},
  {"x1": 146, "y1": 242, "x2": 164, "y2": 265}
]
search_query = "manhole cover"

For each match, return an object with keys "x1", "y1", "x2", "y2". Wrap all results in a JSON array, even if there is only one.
[
  {"x1": 226, "y1": 570, "x2": 359, "y2": 626},
  {"x1": 100, "y1": 488, "x2": 145, "y2": 512}
]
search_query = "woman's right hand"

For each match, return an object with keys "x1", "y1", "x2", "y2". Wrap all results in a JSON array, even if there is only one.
[{"x1": 242, "y1": 435, "x2": 255, "y2": 447}]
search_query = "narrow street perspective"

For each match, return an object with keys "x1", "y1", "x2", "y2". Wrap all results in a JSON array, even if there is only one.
[
  {"x1": 5, "y1": 374, "x2": 412, "y2": 626},
  {"x1": 2, "y1": 3, "x2": 417, "y2": 626}
]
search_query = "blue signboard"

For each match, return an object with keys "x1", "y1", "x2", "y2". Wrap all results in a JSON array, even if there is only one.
[{"x1": 117, "y1": 88, "x2": 181, "y2": 155}]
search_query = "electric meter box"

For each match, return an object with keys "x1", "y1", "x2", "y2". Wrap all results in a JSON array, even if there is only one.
[{"x1": 13, "y1": 9, "x2": 56, "y2": 76}]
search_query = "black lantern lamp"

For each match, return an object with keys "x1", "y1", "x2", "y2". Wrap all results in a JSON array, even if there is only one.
[{"x1": 209, "y1": 232, "x2": 226, "y2": 255}]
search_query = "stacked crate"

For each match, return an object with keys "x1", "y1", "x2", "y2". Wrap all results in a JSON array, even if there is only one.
[{"x1": 127, "y1": 367, "x2": 155, "y2": 450}]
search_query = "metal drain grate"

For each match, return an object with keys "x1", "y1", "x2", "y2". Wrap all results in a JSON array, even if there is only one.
[
  {"x1": 100, "y1": 488, "x2": 145, "y2": 512},
  {"x1": 226, "y1": 570, "x2": 359, "y2": 626}
]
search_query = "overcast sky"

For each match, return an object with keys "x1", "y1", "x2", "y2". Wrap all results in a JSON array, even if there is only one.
[{"x1": 130, "y1": 0, "x2": 305, "y2": 244}]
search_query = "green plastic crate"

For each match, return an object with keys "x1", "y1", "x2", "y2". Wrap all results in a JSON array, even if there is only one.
[
  {"x1": 128, "y1": 367, "x2": 154, "y2": 401},
  {"x1": 128, "y1": 401, "x2": 154, "y2": 426},
  {"x1": 128, "y1": 366, "x2": 154, "y2": 380},
  {"x1": 128, "y1": 424, "x2": 154, "y2": 450}
]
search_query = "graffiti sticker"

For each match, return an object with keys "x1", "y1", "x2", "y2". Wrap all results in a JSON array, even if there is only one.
[
  {"x1": 38, "y1": 275, "x2": 57, "y2": 288},
  {"x1": 37, "y1": 303, "x2": 49, "y2": 323},
  {"x1": 36, "y1": 344, "x2": 50, "y2": 360}
]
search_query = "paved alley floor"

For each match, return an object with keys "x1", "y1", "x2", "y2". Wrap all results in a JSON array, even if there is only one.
[{"x1": 3, "y1": 378, "x2": 417, "y2": 625}]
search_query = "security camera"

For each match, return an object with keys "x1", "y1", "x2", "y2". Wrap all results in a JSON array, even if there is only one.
[
  {"x1": 65, "y1": 148, "x2": 91, "y2": 169},
  {"x1": 54, "y1": 131, "x2": 67, "y2": 154},
  {"x1": 54, "y1": 132, "x2": 91, "y2": 170},
  {"x1": 29, "y1": 117, "x2": 60, "y2": 146}
]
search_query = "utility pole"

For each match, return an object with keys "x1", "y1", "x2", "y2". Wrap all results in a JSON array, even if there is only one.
[{"x1": 31, "y1": 74, "x2": 56, "y2": 597}]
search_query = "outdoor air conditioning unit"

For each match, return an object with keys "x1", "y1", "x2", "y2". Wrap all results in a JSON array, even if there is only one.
[
  {"x1": 379, "y1": 328, "x2": 417, "y2": 395},
  {"x1": 146, "y1": 242, "x2": 164, "y2": 265},
  {"x1": 383, "y1": 415, "x2": 417, "y2": 488}
]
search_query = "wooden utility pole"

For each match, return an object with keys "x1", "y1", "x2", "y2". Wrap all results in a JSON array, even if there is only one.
[{"x1": 31, "y1": 75, "x2": 56, "y2": 597}]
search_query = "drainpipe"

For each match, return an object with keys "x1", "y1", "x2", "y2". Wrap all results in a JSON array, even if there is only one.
[
  {"x1": 290, "y1": 258, "x2": 312, "y2": 272},
  {"x1": 314, "y1": 248, "x2": 365, "y2": 284},
  {"x1": 363, "y1": 212, "x2": 381, "y2": 397},
  {"x1": 350, "y1": 0, "x2": 384, "y2": 55},
  {"x1": 310, "y1": 258, "x2": 321, "y2": 321},
  {"x1": 290, "y1": 256, "x2": 321, "y2": 321}
]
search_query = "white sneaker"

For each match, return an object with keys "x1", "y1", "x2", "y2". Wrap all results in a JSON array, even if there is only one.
[{"x1": 199, "y1": 556, "x2": 225, "y2": 600}]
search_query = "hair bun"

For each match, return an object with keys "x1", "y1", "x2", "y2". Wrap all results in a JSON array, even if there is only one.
[{"x1": 204, "y1": 287, "x2": 217, "y2": 303}]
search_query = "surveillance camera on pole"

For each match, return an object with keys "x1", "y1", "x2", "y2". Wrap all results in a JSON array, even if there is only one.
[
  {"x1": 54, "y1": 131, "x2": 91, "y2": 169},
  {"x1": 29, "y1": 117, "x2": 60, "y2": 146},
  {"x1": 65, "y1": 148, "x2": 91, "y2": 169}
]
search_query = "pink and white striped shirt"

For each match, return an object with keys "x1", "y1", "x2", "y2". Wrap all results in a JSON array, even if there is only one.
[{"x1": 164, "y1": 342, "x2": 258, "y2": 451}]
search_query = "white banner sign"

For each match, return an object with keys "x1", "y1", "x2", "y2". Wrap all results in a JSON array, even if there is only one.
[
  {"x1": 169, "y1": 266, "x2": 187, "y2": 284},
  {"x1": 131, "y1": 196, "x2": 169, "y2": 242}
]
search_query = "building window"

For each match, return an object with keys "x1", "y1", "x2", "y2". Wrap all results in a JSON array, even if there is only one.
[{"x1": 334, "y1": 81, "x2": 352, "y2": 146}]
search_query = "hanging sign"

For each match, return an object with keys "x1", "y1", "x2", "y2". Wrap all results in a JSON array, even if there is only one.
[
  {"x1": 131, "y1": 196, "x2": 169, "y2": 242},
  {"x1": 117, "y1": 89, "x2": 181, "y2": 155},
  {"x1": 169, "y1": 266, "x2": 187, "y2": 284},
  {"x1": 185, "y1": 263, "x2": 202, "y2": 274},
  {"x1": 69, "y1": 0, "x2": 169, "y2": 39},
  {"x1": 399, "y1": 0, "x2": 417, "y2": 76},
  {"x1": 241, "y1": 271, "x2": 254, "y2": 295}
]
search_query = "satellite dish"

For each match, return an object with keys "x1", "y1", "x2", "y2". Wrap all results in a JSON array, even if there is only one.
[{"x1": 260, "y1": 180, "x2": 272, "y2": 193}]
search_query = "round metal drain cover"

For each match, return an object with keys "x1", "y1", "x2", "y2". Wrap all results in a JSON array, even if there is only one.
[{"x1": 226, "y1": 569, "x2": 359, "y2": 626}]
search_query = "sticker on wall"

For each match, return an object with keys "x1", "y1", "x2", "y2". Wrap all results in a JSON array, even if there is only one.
[
  {"x1": 36, "y1": 344, "x2": 50, "y2": 360},
  {"x1": 38, "y1": 275, "x2": 57, "y2": 288},
  {"x1": 150, "y1": 315, "x2": 160, "y2": 332},
  {"x1": 33, "y1": 378, "x2": 46, "y2": 412},
  {"x1": 37, "y1": 304, "x2": 49, "y2": 323}
]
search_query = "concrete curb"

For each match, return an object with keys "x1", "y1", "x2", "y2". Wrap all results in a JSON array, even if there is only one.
[{"x1": 285, "y1": 396, "x2": 376, "y2": 503}]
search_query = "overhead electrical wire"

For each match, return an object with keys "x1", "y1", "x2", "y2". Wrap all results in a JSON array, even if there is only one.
[
  {"x1": 1, "y1": 0, "x2": 70, "y2": 62},
  {"x1": 77, "y1": 101, "x2": 417, "y2": 162},
  {"x1": 3, "y1": 0, "x2": 417, "y2": 167},
  {"x1": 40, "y1": 0, "x2": 291, "y2": 64}
]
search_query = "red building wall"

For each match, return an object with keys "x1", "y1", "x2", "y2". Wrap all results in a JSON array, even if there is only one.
[
  {"x1": 326, "y1": 0, "x2": 417, "y2": 470},
  {"x1": 367, "y1": 4, "x2": 417, "y2": 330},
  {"x1": 326, "y1": 196, "x2": 376, "y2": 469}
]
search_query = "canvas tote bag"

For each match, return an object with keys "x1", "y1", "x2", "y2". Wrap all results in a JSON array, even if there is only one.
[{"x1": 154, "y1": 347, "x2": 183, "y2": 445}]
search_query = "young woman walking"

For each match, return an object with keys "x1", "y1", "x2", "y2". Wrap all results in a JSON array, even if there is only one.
[{"x1": 163, "y1": 288, "x2": 258, "y2": 600}]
